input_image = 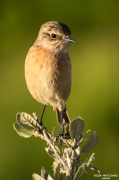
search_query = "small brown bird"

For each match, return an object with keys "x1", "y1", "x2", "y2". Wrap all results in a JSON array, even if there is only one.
[{"x1": 25, "y1": 21, "x2": 74, "y2": 126}]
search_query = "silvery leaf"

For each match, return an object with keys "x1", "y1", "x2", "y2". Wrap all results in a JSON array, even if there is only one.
[
  {"x1": 41, "y1": 167, "x2": 48, "y2": 179},
  {"x1": 32, "y1": 173, "x2": 45, "y2": 180}
]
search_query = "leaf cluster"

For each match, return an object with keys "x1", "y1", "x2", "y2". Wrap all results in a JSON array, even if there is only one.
[{"x1": 13, "y1": 112, "x2": 100, "y2": 180}]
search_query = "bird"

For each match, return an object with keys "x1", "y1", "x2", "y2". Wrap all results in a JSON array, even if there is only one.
[{"x1": 25, "y1": 21, "x2": 74, "y2": 128}]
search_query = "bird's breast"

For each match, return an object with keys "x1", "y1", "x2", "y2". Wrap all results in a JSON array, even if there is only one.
[{"x1": 25, "y1": 46, "x2": 72, "y2": 107}]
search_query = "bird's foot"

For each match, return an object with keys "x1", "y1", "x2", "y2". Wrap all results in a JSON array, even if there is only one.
[
  {"x1": 36, "y1": 117, "x2": 48, "y2": 132},
  {"x1": 56, "y1": 122, "x2": 66, "y2": 141}
]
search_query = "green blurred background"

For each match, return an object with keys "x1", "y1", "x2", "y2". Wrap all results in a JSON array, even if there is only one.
[{"x1": 1, "y1": 0, "x2": 119, "y2": 179}]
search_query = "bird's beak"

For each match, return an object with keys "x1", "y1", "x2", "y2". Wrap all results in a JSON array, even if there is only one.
[{"x1": 65, "y1": 37, "x2": 75, "y2": 43}]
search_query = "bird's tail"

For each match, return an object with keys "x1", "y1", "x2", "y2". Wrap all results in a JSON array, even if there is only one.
[{"x1": 56, "y1": 108, "x2": 70, "y2": 126}]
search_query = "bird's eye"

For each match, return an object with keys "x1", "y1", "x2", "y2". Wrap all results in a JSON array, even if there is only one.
[{"x1": 51, "y1": 33, "x2": 57, "y2": 39}]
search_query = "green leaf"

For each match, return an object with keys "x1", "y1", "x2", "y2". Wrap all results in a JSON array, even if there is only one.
[
  {"x1": 54, "y1": 164, "x2": 62, "y2": 180},
  {"x1": 73, "y1": 163, "x2": 88, "y2": 180},
  {"x1": 81, "y1": 131, "x2": 98, "y2": 154},
  {"x1": 13, "y1": 123, "x2": 33, "y2": 138},
  {"x1": 69, "y1": 117, "x2": 85, "y2": 139},
  {"x1": 64, "y1": 176, "x2": 70, "y2": 180}
]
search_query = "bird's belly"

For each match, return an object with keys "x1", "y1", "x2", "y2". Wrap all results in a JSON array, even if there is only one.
[
  {"x1": 34, "y1": 71, "x2": 71, "y2": 107},
  {"x1": 25, "y1": 66, "x2": 71, "y2": 108}
]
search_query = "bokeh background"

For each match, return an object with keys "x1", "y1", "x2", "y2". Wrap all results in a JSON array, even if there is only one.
[{"x1": 1, "y1": 0, "x2": 119, "y2": 179}]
